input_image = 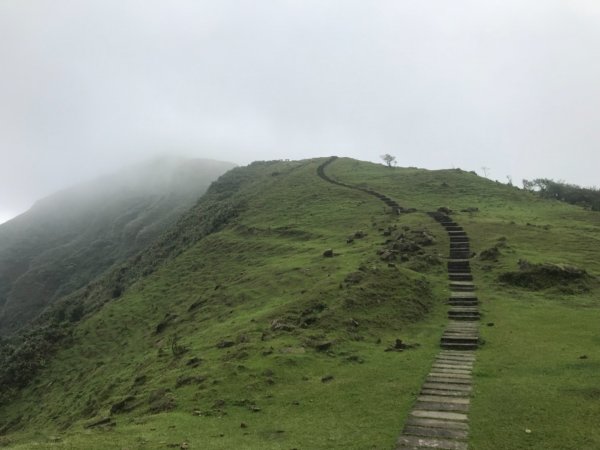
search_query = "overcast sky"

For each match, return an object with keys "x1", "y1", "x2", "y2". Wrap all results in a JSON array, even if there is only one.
[{"x1": 1, "y1": 1, "x2": 600, "y2": 223}]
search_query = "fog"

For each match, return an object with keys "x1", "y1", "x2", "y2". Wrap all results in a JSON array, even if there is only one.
[{"x1": 2, "y1": 1, "x2": 600, "y2": 223}]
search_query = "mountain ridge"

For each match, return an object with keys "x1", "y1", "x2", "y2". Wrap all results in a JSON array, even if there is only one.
[{"x1": 0, "y1": 156, "x2": 235, "y2": 335}]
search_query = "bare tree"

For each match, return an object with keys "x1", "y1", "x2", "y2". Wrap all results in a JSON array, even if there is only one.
[
  {"x1": 481, "y1": 166, "x2": 490, "y2": 178},
  {"x1": 380, "y1": 154, "x2": 397, "y2": 168}
]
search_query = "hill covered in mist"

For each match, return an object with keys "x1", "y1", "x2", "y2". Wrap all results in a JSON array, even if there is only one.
[
  {"x1": 0, "y1": 157, "x2": 235, "y2": 335},
  {"x1": 0, "y1": 157, "x2": 599, "y2": 449}
]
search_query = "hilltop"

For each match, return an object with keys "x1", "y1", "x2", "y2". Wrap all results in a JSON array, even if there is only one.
[
  {"x1": 0, "y1": 157, "x2": 235, "y2": 335},
  {"x1": 1, "y1": 157, "x2": 599, "y2": 450}
]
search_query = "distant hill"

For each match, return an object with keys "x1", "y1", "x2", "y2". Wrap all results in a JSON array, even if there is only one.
[{"x1": 0, "y1": 157, "x2": 235, "y2": 335}]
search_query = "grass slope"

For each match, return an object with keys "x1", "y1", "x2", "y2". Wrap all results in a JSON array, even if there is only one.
[
  {"x1": 0, "y1": 157, "x2": 234, "y2": 335},
  {"x1": 2, "y1": 157, "x2": 599, "y2": 449},
  {"x1": 1, "y1": 158, "x2": 450, "y2": 449},
  {"x1": 330, "y1": 158, "x2": 600, "y2": 449}
]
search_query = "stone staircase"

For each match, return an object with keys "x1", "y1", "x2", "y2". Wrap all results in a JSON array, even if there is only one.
[
  {"x1": 396, "y1": 213, "x2": 480, "y2": 449},
  {"x1": 314, "y1": 158, "x2": 482, "y2": 450}
]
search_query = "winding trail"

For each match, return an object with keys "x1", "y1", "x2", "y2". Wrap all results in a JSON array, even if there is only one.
[{"x1": 316, "y1": 158, "x2": 480, "y2": 450}]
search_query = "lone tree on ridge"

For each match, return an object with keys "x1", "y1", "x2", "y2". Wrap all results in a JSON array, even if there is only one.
[{"x1": 380, "y1": 154, "x2": 397, "y2": 167}]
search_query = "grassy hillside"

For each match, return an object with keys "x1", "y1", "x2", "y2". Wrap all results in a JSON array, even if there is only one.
[
  {"x1": 1, "y1": 157, "x2": 599, "y2": 449},
  {"x1": 0, "y1": 157, "x2": 234, "y2": 335}
]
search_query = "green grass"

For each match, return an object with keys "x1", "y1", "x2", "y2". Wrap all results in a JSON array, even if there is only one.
[
  {"x1": 1, "y1": 159, "x2": 451, "y2": 449},
  {"x1": 2, "y1": 157, "x2": 600, "y2": 449}
]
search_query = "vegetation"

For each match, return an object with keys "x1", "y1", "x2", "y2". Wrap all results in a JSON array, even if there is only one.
[
  {"x1": 0, "y1": 157, "x2": 599, "y2": 449},
  {"x1": 0, "y1": 157, "x2": 234, "y2": 335},
  {"x1": 380, "y1": 154, "x2": 396, "y2": 167},
  {"x1": 523, "y1": 178, "x2": 600, "y2": 211}
]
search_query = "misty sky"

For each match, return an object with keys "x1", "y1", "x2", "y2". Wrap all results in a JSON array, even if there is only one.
[{"x1": 1, "y1": 1, "x2": 600, "y2": 223}]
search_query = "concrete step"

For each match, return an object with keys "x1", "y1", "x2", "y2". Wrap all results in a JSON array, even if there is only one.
[
  {"x1": 448, "y1": 273, "x2": 473, "y2": 281},
  {"x1": 447, "y1": 300, "x2": 478, "y2": 306},
  {"x1": 450, "y1": 285, "x2": 475, "y2": 292},
  {"x1": 447, "y1": 315, "x2": 480, "y2": 322},
  {"x1": 440, "y1": 342, "x2": 479, "y2": 350},
  {"x1": 402, "y1": 424, "x2": 469, "y2": 441},
  {"x1": 396, "y1": 434, "x2": 468, "y2": 450}
]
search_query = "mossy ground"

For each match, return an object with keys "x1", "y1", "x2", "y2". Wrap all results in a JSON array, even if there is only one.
[{"x1": 2, "y1": 157, "x2": 600, "y2": 449}]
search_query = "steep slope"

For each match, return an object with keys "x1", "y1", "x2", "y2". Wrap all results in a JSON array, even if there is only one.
[
  {"x1": 0, "y1": 157, "x2": 235, "y2": 335},
  {"x1": 2, "y1": 157, "x2": 599, "y2": 450},
  {"x1": 0, "y1": 158, "x2": 448, "y2": 449}
]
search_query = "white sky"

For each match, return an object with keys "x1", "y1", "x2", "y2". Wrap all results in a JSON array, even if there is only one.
[{"x1": 1, "y1": 0, "x2": 600, "y2": 223}]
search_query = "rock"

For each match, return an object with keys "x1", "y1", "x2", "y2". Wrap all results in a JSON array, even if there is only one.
[
  {"x1": 461, "y1": 207, "x2": 479, "y2": 213},
  {"x1": 379, "y1": 250, "x2": 396, "y2": 261},
  {"x1": 180, "y1": 442, "x2": 189, "y2": 450},
  {"x1": 346, "y1": 238, "x2": 354, "y2": 244},
  {"x1": 437, "y1": 207, "x2": 452, "y2": 214},
  {"x1": 579, "y1": 355, "x2": 588, "y2": 359},
  {"x1": 216, "y1": 340, "x2": 235, "y2": 349},
  {"x1": 186, "y1": 357, "x2": 202, "y2": 367},
  {"x1": 84, "y1": 417, "x2": 115, "y2": 429},
  {"x1": 314, "y1": 341, "x2": 333, "y2": 352},
  {"x1": 110, "y1": 396, "x2": 138, "y2": 414},
  {"x1": 487, "y1": 322, "x2": 495, "y2": 327},
  {"x1": 240, "y1": 422, "x2": 248, "y2": 428},
  {"x1": 344, "y1": 272, "x2": 363, "y2": 284},
  {"x1": 353, "y1": 230, "x2": 367, "y2": 239},
  {"x1": 270, "y1": 319, "x2": 295, "y2": 332},
  {"x1": 385, "y1": 339, "x2": 419, "y2": 352},
  {"x1": 323, "y1": 249, "x2": 334, "y2": 257},
  {"x1": 480, "y1": 246, "x2": 501, "y2": 261},
  {"x1": 321, "y1": 375, "x2": 334, "y2": 383}
]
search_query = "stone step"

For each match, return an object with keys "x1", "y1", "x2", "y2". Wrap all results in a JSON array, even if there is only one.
[
  {"x1": 422, "y1": 382, "x2": 472, "y2": 393},
  {"x1": 432, "y1": 364, "x2": 473, "y2": 372},
  {"x1": 404, "y1": 417, "x2": 469, "y2": 431},
  {"x1": 428, "y1": 371, "x2": 471, "y2": 379},
  {"x1": 417, "y1": 395, "x2": 470, "y2": 405},
  {"x1": 448, "y1": 274, "x2": 473, "y2": 281},
  {"x1": 439, "y1": 350, "x2": 477, "y2": 357},
  {"x1": 440, "y1": 344, "x2": 478, "y2": 351},
  {"x1": 448, "y1": 311, "x2": 480, "y2": 317},
  {"x1": 447, "y1": 299, "x2": 478, "y2": 306},
  {"x1": 426, "y1": 376, "x2": 472, "y2": 385},
  {"x1": 449, "y1": 251, "x2": 471, "y2": 257},
  {"x1": 450, "y1": 285, "x2": 475, "y2": 292},
  {"x1": 403, "y1": 425, "x2": 469, "y2": 441},
  {"x1": 446, "y1": 324, "x2": 478, "y2": 329},
  {"x1": 449, "y1": 239, "x2": 469, "y2": 244},
  {"x1": 448, "y1": 231, "x2": 467, "y2": 237},
  {"x1": 450, "y1": 291, "x2": 477, "y2": 298},
  {"x1": 447, "y1": 263, "x2": 471, "y2": 270},
  {"x1": 440, "y1": 221, "x2": 458, "y2": 227},
  {"x1": 396, "y1": 435, "x2": 468, "y2": 450},
  {"x1": 410, "y1": 410, "x2": 469, "y2": 421},
  {"x1": 449, "y1": 253, "x2": 471, "y2": 258},
  {"x1": 414, "y1": 401, "x2": 470, "y2": 413},
  {"x1": 444, "y1": 226, "x2": 464, "y2": 232},
  {"x1": 435, "y1": 357, "x2": 475, "y2": 364},
  {"x1": 448, "y1": 308, "x2": 479, "y2": 314},
  {"x1": 420, "y1": 388, "x2": 471, "y2": 397},
  {"x1": 435, "y1": 360, "x2": 474, "y2": 368},
  {"x1": 447, "y1": 268, "x2": 471, "y2": 275},
  {"x1": 429, "y1": 369, "x2": 472, "y2": 376},
  {"x1": 447, "y1": 317, "x2": 480, "y2": 322}
]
